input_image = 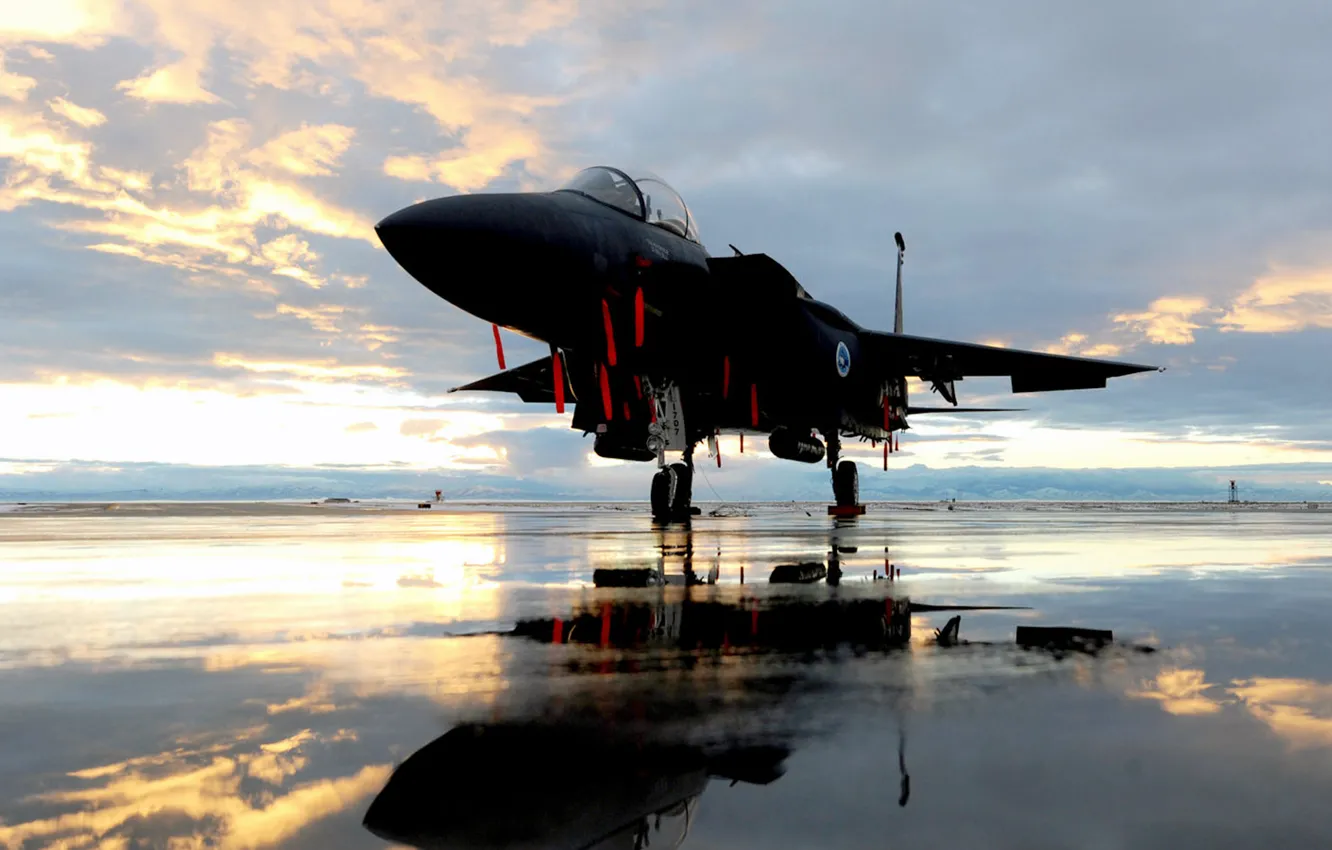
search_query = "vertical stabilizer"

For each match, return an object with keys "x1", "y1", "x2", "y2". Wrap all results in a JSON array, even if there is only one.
[
  {"x1": 893, "y1": 232, "x2": 905, "y2": 334},
  {"x1": 892, "y1": 232, "x2": 909, "y2": 429}
]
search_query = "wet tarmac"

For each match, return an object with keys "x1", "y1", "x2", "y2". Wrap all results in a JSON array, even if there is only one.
[{"x1": 2, "y1": 501, "x2": 1332, "y2": 848}]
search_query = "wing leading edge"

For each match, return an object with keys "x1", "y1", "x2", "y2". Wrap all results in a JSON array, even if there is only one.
[{"x1": 861, "y1": 331, "x2": 1158, "y2": 393}]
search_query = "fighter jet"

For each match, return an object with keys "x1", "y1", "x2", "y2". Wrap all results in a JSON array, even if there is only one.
[{"x1": 376, "y1": 166, "x2": 1157, "y2": 519}]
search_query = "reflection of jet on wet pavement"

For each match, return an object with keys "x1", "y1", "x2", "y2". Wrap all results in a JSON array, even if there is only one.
[
  {"x1": 364, "y1": 527, "x2": 1140, "y2": 849},
  {"x1": 364, "y1": 722, "x2": 799, "y2": 850},
  {"x1": 534, "y1": 525, "x2": 1027, "y2": 654}
]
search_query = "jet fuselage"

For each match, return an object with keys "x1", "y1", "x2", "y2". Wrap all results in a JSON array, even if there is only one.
[{"x1": 376, "y1": 186, "x2": 885, "y2": 448}]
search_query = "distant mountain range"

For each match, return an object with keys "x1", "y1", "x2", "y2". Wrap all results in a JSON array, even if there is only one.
[{"x1": 3, "y1": 458, "x2": 1330, "y2": 503}]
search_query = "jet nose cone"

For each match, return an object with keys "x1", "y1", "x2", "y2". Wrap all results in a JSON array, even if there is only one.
[
  {"x1": 375, "y1": 193, "x2": 571, "y2": 291},
  {"x1": 375, "y1": 192, "x2": 594, "y2": 339},
  {"x1": 373, "y1": 197, "x2": 472, "y2": 267}
]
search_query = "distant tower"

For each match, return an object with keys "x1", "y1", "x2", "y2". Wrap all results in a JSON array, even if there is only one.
[{"x1": 1229, "y1": 480, "x2": 1238, "y2": 504}]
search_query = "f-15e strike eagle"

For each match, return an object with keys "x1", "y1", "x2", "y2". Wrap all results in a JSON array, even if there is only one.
[{"x1": 376, "y1": 166, "x2": 1157, "y2": 520}]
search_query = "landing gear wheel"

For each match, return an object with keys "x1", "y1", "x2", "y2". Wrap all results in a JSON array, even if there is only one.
[
  {"x1": 833, "y1": 460, "x2": 859, "y2": 507},
  {"x1": 650, "y1": 467, "x2": 677, "y2": 522},
  {"x1": 669, "y1": 462, "x2": 693, "y2": 519}
]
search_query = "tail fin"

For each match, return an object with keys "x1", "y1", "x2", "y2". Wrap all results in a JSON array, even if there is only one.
[{"x1": 893, "y1": 232, "x2": 905, "y2": 334}]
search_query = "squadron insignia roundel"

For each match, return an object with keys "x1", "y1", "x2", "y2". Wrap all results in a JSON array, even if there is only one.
[{"x1": 836, "y1": 341, "x2": 851, "y2": 377}]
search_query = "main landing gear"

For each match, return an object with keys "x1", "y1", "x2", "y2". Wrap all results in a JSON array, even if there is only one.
[
  {"x1": 648, "y1": 432, "x2": 861, "y2": 520},
  {"x1": 833, "y1": 459, "x2": 859, "y2": 507},
  {"x1": 650, "y1": 447, "x2": 695, "y2": 523},
  {"x1": 827, "y1": 430, "x2": 864, "y2": 515}
]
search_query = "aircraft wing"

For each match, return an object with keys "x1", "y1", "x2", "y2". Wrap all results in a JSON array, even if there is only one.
[
  {"x1": 448, "y1": 355, "x2": 571, "y2": 403},
  {"x1": 861, "y1": 331, "x2": 1158, "y2": 393}
]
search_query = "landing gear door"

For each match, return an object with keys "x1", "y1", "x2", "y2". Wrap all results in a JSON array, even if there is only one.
[{"x1": 656, "y1": 384, "x2": 687, "y2": 450}]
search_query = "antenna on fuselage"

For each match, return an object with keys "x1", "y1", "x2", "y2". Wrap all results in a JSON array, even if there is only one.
[{"x1": 893, "y1": 232, "x2": 905, "y2": 335}]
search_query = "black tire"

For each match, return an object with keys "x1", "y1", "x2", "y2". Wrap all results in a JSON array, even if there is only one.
[
  {"x1": 669, "y1": 462, "x2": 692, "y2": 518},
  {"x1": 650, "y1": 468, "x2": 676, "y2": 521},
  {"x1": 833, "y1": 460, "x2": 859, "y2": 507}
]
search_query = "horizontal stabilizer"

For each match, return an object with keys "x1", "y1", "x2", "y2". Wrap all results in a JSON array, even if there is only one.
[
  {"x1": 907, "y1": 407, "x2": 1026, "y2": 414},
  {"x1": 448, "y1": 355, "x2": 572, "y2": 404}
]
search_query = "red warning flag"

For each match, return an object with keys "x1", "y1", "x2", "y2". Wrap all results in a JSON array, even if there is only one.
[
  {"x1": 634, "y1": 288, "x2": 644, "y2": 347},
  {"x1": 492, "y1": 324, "x2": 506, "y2": 370},
  {"x1": 601, "y1": 299, "x2": 617, "y2": 367},
  {"x1": 551, "y1": 347, "x2": 565, "y2": 414},
  {"x1": 750, "y1": 384, "x2": 758, "y2": 427},
  {"x1": 599, "y1": 363, "x2": 613, "y2": 420}
]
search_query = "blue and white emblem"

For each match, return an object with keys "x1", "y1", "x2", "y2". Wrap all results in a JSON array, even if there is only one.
[{"x1": 835, "y1": 341, "x2": 851, "y2": 377}]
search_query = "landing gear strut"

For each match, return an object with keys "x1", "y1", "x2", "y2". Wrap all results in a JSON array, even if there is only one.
[{"x1": 650, "y1": 447, "x2": 694, "y2": 522}]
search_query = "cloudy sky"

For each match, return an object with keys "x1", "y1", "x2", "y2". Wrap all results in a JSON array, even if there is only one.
[{"x1": 3, "y1": 0, "x2": 1331, "y2": 500}]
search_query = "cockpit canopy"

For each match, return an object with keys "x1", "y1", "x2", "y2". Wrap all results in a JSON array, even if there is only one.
[{"x1": 558, "y1": 166, "x2": 701, "y2": 244}]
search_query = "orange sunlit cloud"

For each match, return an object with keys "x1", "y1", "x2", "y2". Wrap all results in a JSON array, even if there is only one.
[
  {"x1": 1113, "y1": 296, "x2": 1214, "y2": 345},
  {"x1": 1128, "y1": 667, "x2": 1224, "y2": 716},
  {"x1": 1218, "y1": 268, "x2": 1332, "y2": 334},
  {"x1": 0, "y1": 738, "x2": 389, "y2": 850},
  {"x1": 1041, "y1": 332, "x2": 1123, "y2": 358},
  {"x1": 47, "y1": 96, "x2": 106, "y2": 127},
  {"x1": 1228, "y1": 677, "x2": 1332, "y2": 749}
]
